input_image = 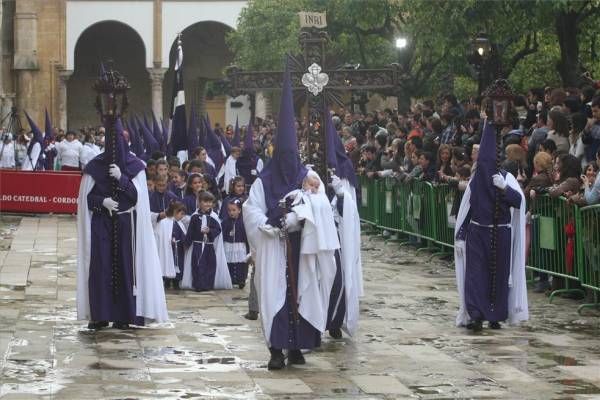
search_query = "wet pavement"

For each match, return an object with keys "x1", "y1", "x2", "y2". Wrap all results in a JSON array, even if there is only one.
[{"x1": 0, "y1": 214, "x2": 599, "y2": 399}]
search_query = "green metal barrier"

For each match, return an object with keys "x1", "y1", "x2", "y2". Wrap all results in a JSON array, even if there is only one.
[
  {"x1": 357, "y1": 177, "x2": 600, "y2": 313},
  {"x1": 432, "y1": 184, "x2": 458, "y2": 248},
  {"x1": 575, "y1": 204, "x2": 600, "y2": 313},
  {"x1": 527, "y1": 195, "x2": 585, "y2": 302},
  {"x1": 376, "y1": 177, "x2": 403, "y2": 234}
]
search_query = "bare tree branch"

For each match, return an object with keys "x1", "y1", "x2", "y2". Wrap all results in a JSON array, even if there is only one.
[
  {"x1": 577, "y1": 3, "x2": 600, "y2": 24},
  {"x1": 506, "y1": 31, "x2": 539, "y2": 75}
]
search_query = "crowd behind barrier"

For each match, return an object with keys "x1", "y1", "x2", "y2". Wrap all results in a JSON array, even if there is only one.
[{"x1": 357, "y1": 175, "x2": 600, "y2": 314}]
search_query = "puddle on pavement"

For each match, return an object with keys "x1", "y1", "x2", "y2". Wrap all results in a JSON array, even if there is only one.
[{"x1": 552, "y1": 378, "x2": 600, "y2": 395}]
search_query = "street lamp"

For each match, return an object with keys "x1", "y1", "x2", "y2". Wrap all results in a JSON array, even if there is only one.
[
  {"x1": 482, "y1": 78, "x2": 515, "y2": 307},
  {"x1": 92, "y1": 62, "x2": 130, "y2": 302},
  {"x1": 395, "y1": 37, "x2": 407, "y2": 50},
  {"x1": 468, "y1": 33, "x2": 491, "y2": 95},
  {"x1": 395, "y1": 37, "x2": 409, "y2": 112}
]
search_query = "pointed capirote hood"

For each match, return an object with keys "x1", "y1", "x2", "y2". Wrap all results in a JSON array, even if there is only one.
[
  {"x1": 325, "y1": 106, "x2": 358, "y2": 188},
  {"x1": 25, "y1": 111, "x2": 44, "y2": 155},
  {"x1": 137, "y1": 115, "x2": 159, "y2": 157},
  {"x1": 232, "y1": 117, "x2": 241, "y2": 147},
  {"x1": 44, "y1": 108, "x2": 53, "y2": 144},
  {"x1": 152, "y1": 112, "x2": 165, "y2": 152},
  {"x1": 85, "y1": 117, "x2": 145, "y2": 181},
  {"x1": 204, "y1": 114, "x2": 224, "y2": 170},
  {"x1": 128, "y1": 115, "x2": 145, "y2": 158},
  {"x1": 469, "y1": 120, "x2": 500, "y2": 206},
  {"x1": 259, "y1": 58, "x2": 308, "y2": 213},
  {"x1": 187, "y1": 102, "x2": 200, "y2": 155}
]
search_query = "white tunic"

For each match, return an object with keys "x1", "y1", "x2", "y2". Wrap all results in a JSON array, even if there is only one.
[
  {"x1": 20, "y1": 142, "x2": 41, "y2": 171},
  {"x1": 76, "y1": 170, "x2": 169, "y2": 323},
  {"x1": 331, "y1": 179, "x2": 363, "y2": 336},
  {"x1": 79, "y1": 143, "x2": 101, "y2": 169},
  {"x1": 243, "y1": 176, "x2": 338, "y2": 345},
  {"x1": 56, "y1": 139, "x2": 83, "y2": 168},
  {"x1": 454, "y1": 173, "x2": 528, "y2": 327},
  {"x1": 0, "y1": 142, "x2": 16, "y2": 168}
]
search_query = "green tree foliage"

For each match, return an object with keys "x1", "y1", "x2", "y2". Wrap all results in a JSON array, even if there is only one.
[{"x1": 228, "y1": 0, "x2": 600, "y2": 100}]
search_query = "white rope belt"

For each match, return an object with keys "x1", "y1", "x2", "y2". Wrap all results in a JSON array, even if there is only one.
[{"x1": 470, "y1": 220, "x2": 511, "y2": 228}]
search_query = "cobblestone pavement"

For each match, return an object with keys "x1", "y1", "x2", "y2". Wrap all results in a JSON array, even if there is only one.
[{"x1": 0, "y1": 215, "x2": 599, "y2": 399}]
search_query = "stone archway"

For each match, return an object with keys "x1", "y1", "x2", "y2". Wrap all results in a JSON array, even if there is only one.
[
  {"x1": 68, "y1": 21, "x2": 150, "y2": 130},
  {"x1": 162, "y1": 21, "x2": 247, "y2": 128}
]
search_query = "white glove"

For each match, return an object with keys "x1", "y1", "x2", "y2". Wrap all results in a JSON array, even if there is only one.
[
  {"x1": 102, "y1": 197, "x2": 119, "y2": 213},
  {"x1": 492, "y1": 174, "x2": 507, "y2": 190},
  {"x1": 251, "y1": 169, "x2": 257, "y2": 176},
  {"x1": 258, "y1": 224, "x2": 280, "y2": 237},
  {"x1": 285, "y1": 211, "x2": 300, "y2": 228},
  {"x1": 330, "y1": 175, "x2": 345, "y2": 196},
  {"x1": 109, "y1": 163, "x2": 122, "y2": 180}
]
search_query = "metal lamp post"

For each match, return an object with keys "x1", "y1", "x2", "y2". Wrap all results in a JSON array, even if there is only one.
[
  {"x1": 482, "y1": 78, "x2": 515, "y2": 307},
  {"x1": 395, "y1": 36, "x2": 408, "y2": 112},
  {"x1": 92, "y1": 63, "x2": 130, "y2": 302},
  {"x1": 468, "y1": 34, "x2": 491, "y2": 96}
]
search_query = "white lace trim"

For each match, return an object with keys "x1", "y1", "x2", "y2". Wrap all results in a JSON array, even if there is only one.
[{"x1": 223, "y1": 242, "x2": 247, "y2": 263}]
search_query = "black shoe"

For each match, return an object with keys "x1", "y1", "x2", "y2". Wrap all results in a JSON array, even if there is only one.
[
  {"x1": 329, "y1": 328, "x2": 343, "y2": 339},
  {"x1": 163, "y1": 279, "x2": 170, "y2": 290},
  {"x1": 489, "y1": 321, "x2": 502, "y2": 330},
  {"x1": 87, "y1": 321, "x2": 108, "y2": 330},
  {"x1": 112, "y1": 322, "x2": 131, "y2": 330},
  {"x1": 172, "y1": 280, "x2": 180, "y2": 290},
  {"x1": 267, "y1": 349, "x2": 285, "y2": 370},
  {"x1": 466, "y1": 320, "x2": 483, "y2": 332},
  {"x1": 287, "y1": 349, "x2": 305, "y2": 365},
  {"x1": 244, "y1": 311, "x2": 258, "y2": 320},
  {"x1": 238, "y1": 282, "x2": 246, "y2": 290}
]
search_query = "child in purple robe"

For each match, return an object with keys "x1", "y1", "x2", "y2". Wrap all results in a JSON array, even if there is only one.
[
  {"x1": 221, "y1": 199, "x2": 249, "y2": 289},
  {"x1": 219, "y1": 176, "x2": 246, "y2": 220},
  {"x1": 182, "y1": 173, "x2": 205, "y2": 215},
  {"x1": 184, "y1": 191, "x2": 222, "y2": 291},
  {"x1": 156, "y1": 201, "x2": 187, "y2": 290},
  {"x1": 149, "y1": 175, "x2": 178, "y2": 226}
]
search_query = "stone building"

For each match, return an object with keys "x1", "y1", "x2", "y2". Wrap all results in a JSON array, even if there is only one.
[{"x1": 0, "y1": 0, "x2": 261, "y2": 132}]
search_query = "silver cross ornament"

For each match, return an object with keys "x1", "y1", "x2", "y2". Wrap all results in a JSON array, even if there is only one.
[{"x1": 302, "y1": 63, "x2": 329, "y2": 96}]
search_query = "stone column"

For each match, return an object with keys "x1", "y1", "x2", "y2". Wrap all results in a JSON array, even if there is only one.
[
  {"x1": 148, "y1": 68, "x2": 167, "y2": 119},
  {"x1": 57, "y1": 69, "x2": 72, "y2": 130},
  {"x1": 13, "y1": 9, "x2": 38, "y2": 121}
]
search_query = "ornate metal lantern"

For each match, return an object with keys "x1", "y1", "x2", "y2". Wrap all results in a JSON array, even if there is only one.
[
  {"x1": 482, "y1": 79, "x2": 515, "y2": 127},
  {"x1": 93, "y1": 62, "x2": 130, "y2": 120}
]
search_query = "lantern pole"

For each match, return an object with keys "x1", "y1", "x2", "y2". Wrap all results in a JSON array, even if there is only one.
[
  {"x1": 93, "y1": 62, "x2": 130, "y2": 303},
  {"x1": 482, "y1": 79, "x2": 515, "y2": 309}
]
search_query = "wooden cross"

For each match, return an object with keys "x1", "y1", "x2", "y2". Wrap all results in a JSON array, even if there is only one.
[{"x1": 224, "y1": 12, "x2": 405, "y2": 180}]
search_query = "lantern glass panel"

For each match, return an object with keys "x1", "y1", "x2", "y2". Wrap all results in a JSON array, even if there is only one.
[{"x1": 492, "y1": 99, "x2": 509, "y2": 125}]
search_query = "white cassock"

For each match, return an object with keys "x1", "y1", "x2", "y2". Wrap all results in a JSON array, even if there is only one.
[
  {"x1": 76, "y1": 170, "x2": 169, "y2": 323},
  {"x1": 56, "y1": 139, "x2": 83, "y2": 168},
  {"x1": 0, "y1": 142, "x2": 16, "y2": 168},
  {"x1": 218, "y1": 155, "x2": 238, "y2": 194},
  {"x1": 454, "y1": 172, "x2": 528, "y2": 327},
  {"x1": 79, "y1": 143, "x2": 101, "y2": 169},
  {"x1": 243, "y1": 174, "x2": 338, "y2": 345},
  {"x1": 331, "y1": 179, "x2": 363, "y2": 336},
  {"x1": 155, "y1": 217, "x2": 187, "y2": 278},
  {"x1": 181, "y1": 210, "x2": 233, "y2": 290},
  {"x1": 21, "y1": 142, "x2": 41, "y2": 171}
]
